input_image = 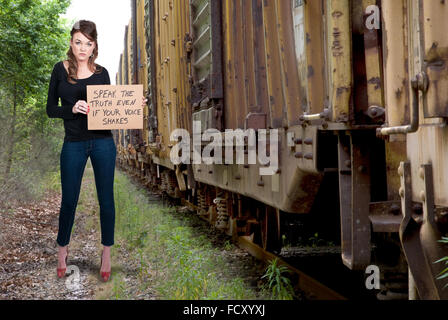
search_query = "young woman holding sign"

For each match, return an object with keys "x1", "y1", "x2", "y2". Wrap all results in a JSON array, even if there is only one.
[{"x1": 46, "y1": 20, "x2": 147, "y2": 282}]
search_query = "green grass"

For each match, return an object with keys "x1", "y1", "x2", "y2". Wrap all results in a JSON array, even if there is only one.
[
  {"x1": 43, "y1": 169, "x2": 61, "y2": 193},
  {"x1": 435, "y1": 237, "x2": 448, "y2": 289},
  {"x1": 111, "y1": 170, "x2": 270, "y2": 300},
  {"x1": 261, "y1": 258, "x2": 294, "y2": 300}
]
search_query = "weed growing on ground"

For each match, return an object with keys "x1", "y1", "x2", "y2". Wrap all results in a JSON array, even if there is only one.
[
  {"x1": 112, "y1": 171, "x2": 271, "y2": 300},
  {"x1": 261, "y1": 258, "x2": 294, "y2": 300},
  {"x1": 435, "y1": 237, "x2": 448, "y2": 288},
  {"x1": 111, "y1": 275, "x2": 127, "y2": 300}
]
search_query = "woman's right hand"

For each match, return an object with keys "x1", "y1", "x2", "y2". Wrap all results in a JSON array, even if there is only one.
[{"x1": 72, "y1": 100, "x2": 90, "y2": 115}]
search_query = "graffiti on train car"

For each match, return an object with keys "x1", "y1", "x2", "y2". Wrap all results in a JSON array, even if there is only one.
[{"x1": 170, "y1": 121, "x2": 279, "y2": 176}]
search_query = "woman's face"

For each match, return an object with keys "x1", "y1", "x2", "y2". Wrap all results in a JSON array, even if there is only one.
[{"x1": 70, "y1": 31, "x2": 96, "y2": 62}]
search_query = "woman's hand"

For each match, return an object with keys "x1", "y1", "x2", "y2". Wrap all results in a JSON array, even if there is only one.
[
  {"x1": 72, "y1": 100, "x2": 90, "y2": 114},
  {"x1": 142, "y1": 96, "x2": 148, "y2": 107}
]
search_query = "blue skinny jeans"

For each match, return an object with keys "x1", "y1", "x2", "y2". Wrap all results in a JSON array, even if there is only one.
[{"x1": 57, "y1": 137, "x2": 116, "y2": 247}]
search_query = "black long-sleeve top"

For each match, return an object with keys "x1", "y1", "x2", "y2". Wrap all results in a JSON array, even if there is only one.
[{"x1": 46, "y1": 61, "x2": 113, "y2": 142}]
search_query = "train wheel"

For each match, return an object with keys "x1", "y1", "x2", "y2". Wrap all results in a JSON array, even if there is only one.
[{"x1": 261, "y1": 206, "x2": 282, "y2": 254}]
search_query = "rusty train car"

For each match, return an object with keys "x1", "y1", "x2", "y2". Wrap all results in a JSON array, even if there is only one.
[{"x1": 113, "y1": 0, "x2": 448, "y2": 300}]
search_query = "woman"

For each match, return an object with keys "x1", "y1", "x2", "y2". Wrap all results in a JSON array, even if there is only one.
[{"x1": 46, "y1": 20, "x2": 117, "y2": 282}]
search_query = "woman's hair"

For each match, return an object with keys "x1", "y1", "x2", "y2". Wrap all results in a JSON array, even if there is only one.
[{"x1": 66, "y1": 20, "x2": 102, "y2": 84}]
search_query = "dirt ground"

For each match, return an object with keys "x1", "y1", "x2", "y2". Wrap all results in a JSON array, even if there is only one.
[
  {"x1": 0, "y1": 164, "x2": 267, "y2": 300},
  {"x1": 1, "y1": 168, "x2": 97, "y2": 299}
]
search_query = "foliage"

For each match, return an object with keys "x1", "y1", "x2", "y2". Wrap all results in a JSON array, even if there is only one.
[
  {"x1": 0, "y1": 0, "x2": 71, "y2": 202},
  {"x1": 111, "y1": 172, "x2": 269, "y2": 300},
  {"x1": 0, "y1": 0, "x2": 70, "y2": 89},
  {"x1": 435, "y1": 237, "x2": 448, "y2": 289},
  {"x1": 261, "y1": 258, "x2": 294, "y2": 300}
]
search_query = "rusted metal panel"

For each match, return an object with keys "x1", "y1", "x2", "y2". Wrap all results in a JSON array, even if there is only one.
[
  {"x1": 422, "y1": 0, "x2": 448, "y2": 118},
  {"x1": 326, "y1": 0, "x2": 352, "y2": 123},
  {"x1": 137, "y1": 0, "x2": 148, "y2": 88},
  {"x1": 136, "y1": 0, "x2": 149, "y2": 146},
  {"x1": 209, "y1": 0, "x2": 224, "y2": 100},
  {"x1": 304, "y1": 0, "x2": 326, "y2": 116},
  {"x1": 224, "y1": 0, "x2": 288, "y2": 130},
  {"x1": 150, "y1": 0, "x2": 192, "y2": 160},
  {"x1": 350, "y1": 0, "x2": 368, "y2": 124},
  {"x1": 292, "y1": 0, "x2": 307, "y2": 116},
  {"x1": 154, "y1": 0, "x2": 170, "y2": 159},
  {"x1": 115, "y1": 34, "x2": 127, "y2": 158},
  {"x1": 167, "y1": 0, "x2": 176, "y2": 138},
  {"x1": 225, "y1": 0, "x2": 308, "y2": 129},
  {"x1": 349, "y1": 0, "x2": 384, "y2": 125},
  {"x1": 180, "y1": 0, "x2": 193, "y2": 133},
  {"x1": 245, "y1": 112, "x2": 266, "y2": 131},
  {"x1": 144, "y1": 0, "x2": 158, "y2": 143},
  {"x1": 382, "y1": 0, "x2": 410, "y2": 131},
  {"x1": 362, "y1": 0, "x2": 384, "y2": 112},
  {"x1": 385, "y1": 141, "x2": 407, "y2": 201},
  {"x1": 132, "y1": 0, "x2": 138, "y2": 85},
  {"x1": 251, "y1": 0, "x2": 270, "y2": 127},
  {"x1": 123, "y1": 25, "x2": 129, "y2": 85},
  {"x1": 262, "y1": 0, "x2": 287, "y2": 128},
  {"x1": 128, "y1": 22, "x2": 133, "y2": 86},
  {"x1": 126, "y1": 3, "x2": 143, "y2": 148},
  {"x1": 277, "y1": 0, "x2": 302, "y2": 127},
  {"x1": 222, "y1": 0, "x2": 237, "y2": 130},
  {"x1": 231, "y1": 0, "x2": 246, "y2": 129},
  {"x1": 242, "y1": 0, "x2": 257, "y2": 117}
]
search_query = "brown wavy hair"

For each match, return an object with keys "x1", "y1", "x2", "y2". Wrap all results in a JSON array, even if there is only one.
[{"x1": 66, "y1": 20, "x2": 102, "y2": 84}]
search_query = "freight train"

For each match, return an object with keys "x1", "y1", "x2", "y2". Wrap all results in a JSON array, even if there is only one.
[{"x1": 113, "y1": 0, "x2": 448, "y2": 300}]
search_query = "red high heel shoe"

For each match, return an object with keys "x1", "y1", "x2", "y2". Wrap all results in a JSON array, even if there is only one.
[
  {"x1": 100, "y1": 250, "x2": 111, "y2": 282},
  {"x1": 57, "y1": 248, "x2": 69, "y2": 278}
]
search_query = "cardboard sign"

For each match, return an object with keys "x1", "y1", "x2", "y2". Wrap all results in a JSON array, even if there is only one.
[{"x1": 87, "y1": 84, "x2": 143, "y2": 130}]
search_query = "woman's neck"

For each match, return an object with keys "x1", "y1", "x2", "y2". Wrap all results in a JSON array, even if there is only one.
[{"x1": 76, "y1": 61, "x2": 90, "y2": 70}]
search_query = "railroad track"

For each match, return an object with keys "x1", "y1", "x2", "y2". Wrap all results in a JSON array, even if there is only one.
[
  {"x1": 179, "y1": 198, "x2": 346, "y2": 300},
  {"x1": 237, "y1": 236, "x2": 346, "y2": 300}
]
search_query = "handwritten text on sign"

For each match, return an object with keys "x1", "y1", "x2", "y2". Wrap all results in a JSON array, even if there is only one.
[{"x1": 87, "y1": 84, "x2": 143, "y2": 130}]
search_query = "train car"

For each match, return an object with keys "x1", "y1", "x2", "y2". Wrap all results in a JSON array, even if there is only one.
[{"x1": 115, "y1": 0, "x2": 448, "y2": 300}]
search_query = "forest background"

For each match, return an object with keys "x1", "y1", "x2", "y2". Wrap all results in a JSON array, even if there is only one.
[{"x1": 0, "y1": 0, "x2": 71, "y2": 204}]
